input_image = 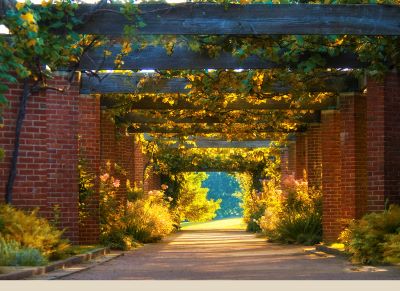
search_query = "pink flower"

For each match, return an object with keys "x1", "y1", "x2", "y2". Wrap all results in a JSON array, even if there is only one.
[
  {"x1": 100, "y1": 173, "x2": 110, "y2": 182},
  {"x1": 113, "y1": 179, "x2": 120, "y2": 188}
]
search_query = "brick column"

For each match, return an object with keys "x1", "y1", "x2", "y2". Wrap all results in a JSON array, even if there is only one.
[
  {"x1": 295, "y1": 134, "x2": 307, "y2": 180},
  {"x1": 321, "y1": 110, "x2": 342, "y2": 242},
  {"x1": 78, "y1": 94, "x2": 100, "y2": 244},
  {"x1": 131, "y1": 139, "x2": 161, "y2": 192},
  {"x1": 340, "y1": 94, "x2": 367, "y2": 220},
  {"x1": 306, "y1": 124, "x2": 322, "y2": 188},
  {"x1": 367, "y1": 72, "x2": 400, "y2": 211},
  {"x1": 287, "y1": 142, "x2": 296, "y2": 177},
  {"x1": 0, "y1": 72, "x2": 82, "y2": 243},
  {"x1": 100, "y1": 113, "x2": 135, "y2": 202},
  {"x1": 280, "y1": 147, "x2": 290, "y2": 178},
  {"x1": 133, "y1": 139, "x2": 146, "y2": 189}
]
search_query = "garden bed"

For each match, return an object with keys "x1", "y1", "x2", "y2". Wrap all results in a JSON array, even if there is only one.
[{"x1": 0, "y1": 246, "x2": 109, "y2": 280}]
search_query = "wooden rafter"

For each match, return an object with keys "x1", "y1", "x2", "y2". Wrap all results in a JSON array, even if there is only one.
[
  {"x1": 127, "y1": 124, "x2": 304, "y2": 134},
  {"x1": 73, "y1": 4, "x2": 400, "y2": 36},
  {"x1": 80, "y1": 46, "x2": 363, "y2": 70},
  {"x1": 101, "y1": 95, "x2": 338, "y2": 110},
  {"x1": 2, "y1": 4, "x2": 399, "y2": 35},
  {"x1": 81, "y1": 73, "x2": 359, "y2": 94},
  {"x1": 143, "y1": 136, "x2": 271, "y2": 148},
  {"x1": 121, "y1": 111, "x2": 320, "y2": 124}
]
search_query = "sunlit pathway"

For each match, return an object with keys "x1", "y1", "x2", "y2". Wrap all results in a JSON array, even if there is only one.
[{"x1": 62, "y1": 229, "x2": 400, "y2": 280}]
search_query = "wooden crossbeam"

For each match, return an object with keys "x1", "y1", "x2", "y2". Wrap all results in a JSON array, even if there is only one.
[
  {"x1": 81, "y1": 73, "x2": 359, "y2": 94},
  {"x1": 143, "y1": 136, "x2": 271, "y2": 148},
  {"x1": 101, "y1": 95, "x2": 338, "y2": 110},
  {"x1": 127, "y1": 124, "x2": 304, "y2": 134},
  {"x1": 71, "y1": 4, "x2": 400, "y2": 36},
  {"x1": 122, "y1": 111, "x2": 320, "y2": 124},
  {"x1": 80, "y1": 45, "x2": 363, "y2": 70},
  {"x1": 2, "y1": 4, "x2": 398, "y2": 35}
]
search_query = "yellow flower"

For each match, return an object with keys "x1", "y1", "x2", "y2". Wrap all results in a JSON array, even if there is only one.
[
  {"x1": 15, "y1": 2, "x2": 25, "y2": 10},
  {"x1": 21, "y1": 12, "x2": 35, "y2": 24},
  {"x1": 41, "y1": 0, "x2": 52, "y2": 7},
  {"x1": 26, "y1": 39, "x2": 36, "y2": 47},
  {"x1": 29, "y1": 24, "x2": 38, "y2": 33}
]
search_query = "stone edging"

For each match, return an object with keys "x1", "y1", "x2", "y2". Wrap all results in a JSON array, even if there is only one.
[{"x1": 0, "y1": 247, "x2": 110, "y2": 280}]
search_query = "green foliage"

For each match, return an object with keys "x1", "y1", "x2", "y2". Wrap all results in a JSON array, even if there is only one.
[
  {"x1": 235, "y1": 172, "x2": 264, "y2": 232},
  {"x1": 78, "y1": 157, "x2": 96, "y2": 226},
  {"x1": 175, "y1": 172, "x2": 221, "y2": 223},
  {"x1": 339, "y1": 204, "x2": 400, "y2": 265},
  {"x1": 258, "y1": 176, "x2": 322, "y2": 245},
  {"x1": 0, "y1": 205, "x2": 70, "y2": 260},
  {"x1": 0, "y1": 237, "x2": 47, "y2": 266},
  {"x1": 202, "y1": 172, "x2": 242, "y2": 219}
]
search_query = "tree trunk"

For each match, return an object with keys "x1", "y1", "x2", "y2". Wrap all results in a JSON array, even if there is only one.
[{"x1": 5, "y1": 79, "x2": 30, "y2": 204}]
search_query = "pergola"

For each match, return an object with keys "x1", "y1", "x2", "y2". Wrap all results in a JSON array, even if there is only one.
[
  {"x1": 1, "y1": 1, "x2": 399, "y2": 243},
  {"x1": 48, "y1": 2, "x2": 394, "y2": 144}
]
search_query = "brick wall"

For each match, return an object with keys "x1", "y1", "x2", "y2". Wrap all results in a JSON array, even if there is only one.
[
  {"x1": 0, "y1": 73, "x2": 81, "y2": 243},
  {"x1": 367, "y1": 72, "x2": 400, "y2": 211}
]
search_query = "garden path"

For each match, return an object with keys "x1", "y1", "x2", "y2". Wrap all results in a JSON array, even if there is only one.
[{"x1": 62, "y1": 228, "x2": 400, "y2": 280}]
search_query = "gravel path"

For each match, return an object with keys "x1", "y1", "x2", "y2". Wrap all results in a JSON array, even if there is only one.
[{"x1": 62, "y1": 230, "x2": 400, "y2": 280}]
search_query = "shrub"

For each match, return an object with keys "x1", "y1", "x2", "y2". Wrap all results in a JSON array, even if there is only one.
[
  {"x1": 124, "y1": 190, "x2": 175, "y2": 243},
  {"x1": 0, "y1": 205, "x2": 70, "y2": 260},
  {"x1": 339, "y1": 204, "x2": 400, "y2": 265},
  {"x1": 0, "y1": 237, "x2": 47, "y2": 266},
  {"x1": 99, "y1": 168, "x2": 175, "y2": 248},
  {"x1": 258, "y1": 176, "x2": 322, "y2": 245}
]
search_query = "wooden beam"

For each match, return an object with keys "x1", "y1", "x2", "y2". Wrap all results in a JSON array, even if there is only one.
[
  {"x1": 143, "y1": 137, "x2": 271, "y2": 148},
  {"x1": 80, "y1": 45, "x2": 363, "y2": 70},
  {"x1": 122, "y1": 111, "x2": 320, "y2": 124},
  {"x1": 81, "y1": 73, "x2": 359, "y2": 94},
  {"x1": 127, "y1": 124, "x2": 300, "y2": 134},
  {"x1": 71, "y1": 4, "x2": 400, "y2": 36},
  {"x1": 101, "y1": 95, "x2": 338, "y2": 110}
]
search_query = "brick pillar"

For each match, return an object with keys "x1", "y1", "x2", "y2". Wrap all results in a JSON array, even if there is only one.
[
  {"x1": 100, "y1": 112, "x2": 134, "y2": 201},
  {"x1": 321, "y1": 110, "x2": 342, "y2": 242},
  {"x1": 46, "y1": 73, "x2": 80, "y2": 243},
  {"x1": 295, "y1": 134, "x2": 307, "y2": 180},
  {"x1": 280, "y1": 147, "x2": 290, "y2": 187},
  {"x1": 306, "y1": 124, "x2": 322, "y2": 188},
  {"x1": 132, "y1": 139, "x2": 160, "y2": 192},
  {"x1": 133, "y1": 139, "x2": 146, "y2": 189},
  {"x1": 287, "y1": 142, "x2": 296, "y2": 176},
  {"x1": 0, "y1": 72, "x2": 82, "y2": 243},
  {"x1": 367, "y1": 72, "x2": 400, "y2": 211},
  {"x1": 78, "y1": 94, "x2": 100, "y2": 244},
  {"x1": 340, "y1": 94, "x2": 367, "y2": 220},
  {"x1": 0, "y1": 81, "x2": 49, "y2": 214}
]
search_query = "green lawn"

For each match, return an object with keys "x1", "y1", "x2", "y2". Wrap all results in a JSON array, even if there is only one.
[{"x1": 180, "y1": 217, "x2": 246, "y2": 231}]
